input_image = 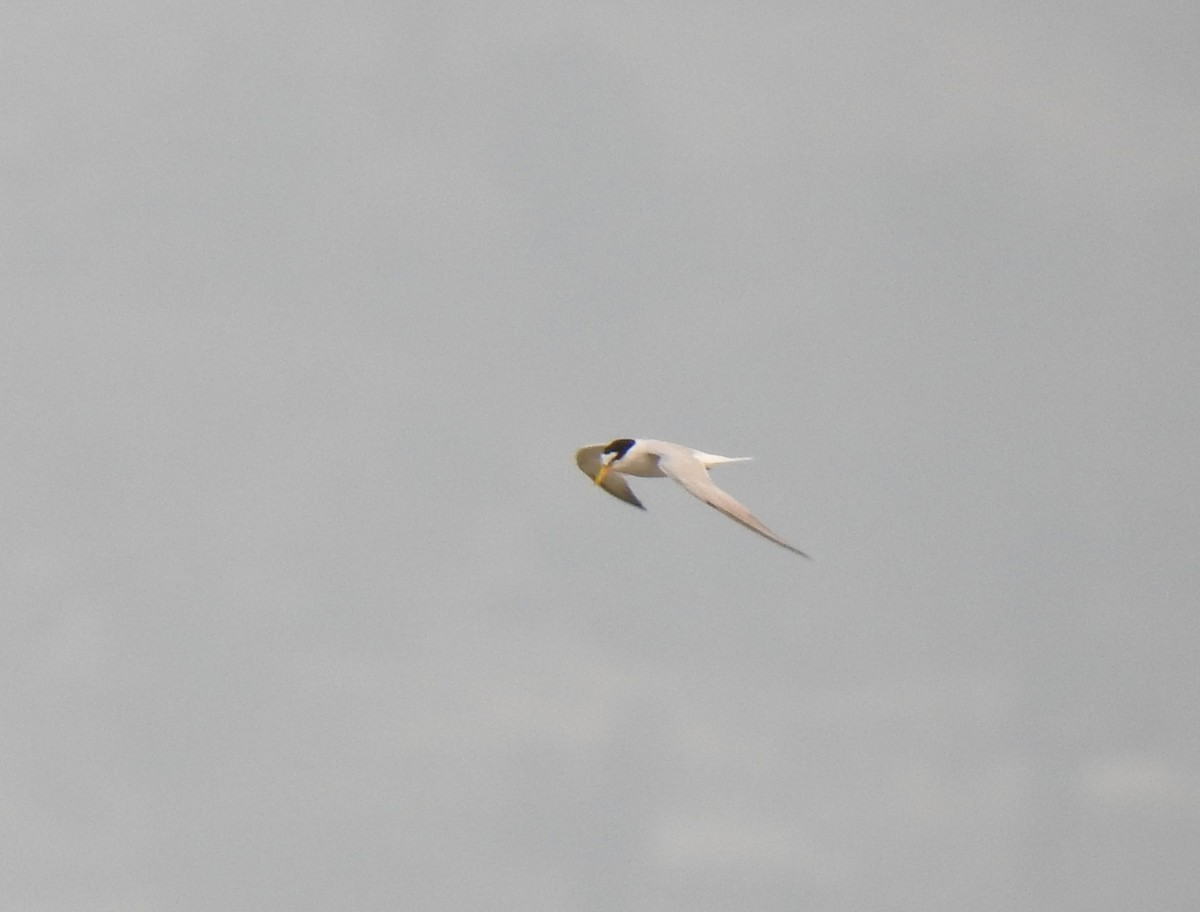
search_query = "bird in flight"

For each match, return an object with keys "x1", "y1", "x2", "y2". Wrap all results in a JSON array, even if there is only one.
[{"x1": 575, "y1": 438, "x2": 809, "y2": 558}]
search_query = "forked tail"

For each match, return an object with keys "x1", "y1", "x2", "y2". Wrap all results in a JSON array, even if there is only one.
[{"x1": 697, "y1": 452, "x2": 754, "y2": 468}]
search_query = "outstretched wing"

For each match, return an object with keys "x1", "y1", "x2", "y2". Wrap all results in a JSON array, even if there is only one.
[
  {"x1": 658, "y1": 451, "x2": 808, "y2": 557},
  {"x1": 574, "y1": 445, "x2": 645, "y2": 510}
]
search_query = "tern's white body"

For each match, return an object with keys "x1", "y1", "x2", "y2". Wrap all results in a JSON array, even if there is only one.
[{"x1": 574, "y1": 438, "x2": 809, "y2": 558}]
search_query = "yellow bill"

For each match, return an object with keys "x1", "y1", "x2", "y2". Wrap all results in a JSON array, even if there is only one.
[{"x1": 594, "y1": 462, "x2": 611, "y2": 486}]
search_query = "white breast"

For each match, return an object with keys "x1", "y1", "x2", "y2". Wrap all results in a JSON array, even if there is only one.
[{"x1": 614, "y1": 444, "x2": 667, "y2": 478}]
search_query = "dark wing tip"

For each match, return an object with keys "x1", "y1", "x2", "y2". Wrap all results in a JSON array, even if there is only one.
[{"x1": 616, "y1": 486, "x2": 647, "y2": 510}]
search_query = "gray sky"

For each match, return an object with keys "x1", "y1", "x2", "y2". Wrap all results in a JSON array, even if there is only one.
[{"x1": 4, "y1": 2, "x2": 1199, "y2": 910}]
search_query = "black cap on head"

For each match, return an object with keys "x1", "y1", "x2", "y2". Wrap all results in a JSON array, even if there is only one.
[{"x1": 603, "y1": 438, "x2": 637, "y2": 459}]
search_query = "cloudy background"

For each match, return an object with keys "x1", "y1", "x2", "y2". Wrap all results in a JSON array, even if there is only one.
[{"x1": 4, "y1": 2, "x2": 1199, "y2": 910}]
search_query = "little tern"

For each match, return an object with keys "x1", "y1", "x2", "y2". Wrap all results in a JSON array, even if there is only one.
[{"x1": 575, "y1": 438, "x2": 809, "y2": 558}]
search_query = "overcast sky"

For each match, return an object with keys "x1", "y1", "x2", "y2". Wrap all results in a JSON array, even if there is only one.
[{"x1": 4, "y1": 2, "x2": 1199, "y2": 910}]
